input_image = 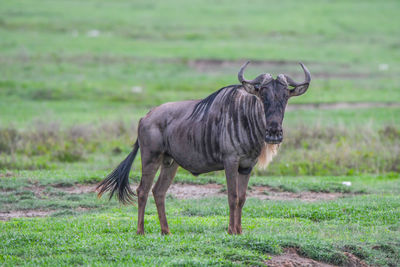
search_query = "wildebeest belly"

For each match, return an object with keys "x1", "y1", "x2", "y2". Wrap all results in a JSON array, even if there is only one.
[
  {"x1": 175, "y1": 158, "x2": 224, "y2": 175},
  {"x1": 165, "y1": 137, "x2": 225, "y2": 174},
  {"x1": 167, "y1": 144, "x2": 258, "y2": 176},
  {"x1": 164, "y1": 127, "x2": 258, "y2": 175},
  {"x1": 164, "y1": 125, "x2": 226, "y2": 174}
]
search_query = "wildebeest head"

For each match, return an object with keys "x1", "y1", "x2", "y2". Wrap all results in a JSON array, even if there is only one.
[{"x1": 238, "y1": 61, "x2": 311, "y2": 144}]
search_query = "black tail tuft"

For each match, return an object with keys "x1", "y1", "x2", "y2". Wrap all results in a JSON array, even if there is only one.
[{"x1": 96, "y1": 140, "x2": 139, "y2": 204}]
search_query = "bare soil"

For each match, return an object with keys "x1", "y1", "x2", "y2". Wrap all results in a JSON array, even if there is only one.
[
  {"x1": 53, "y1": 184, "x2": 95, "y2": 194},
  {"x1": 266, "y1": 248, "x2": 369, "y2": 267},
  {"x1": 16, "y1": 184, "x2": 95, "y2": 198},
  {"x1": 187, "y1": 58, "x2": 374, "y2": 80},
  {"x1": 248, "y1": 186, "x2": 343, "y2": 202},
  {"x1": 1, "y1": 183, "x2": 346, "y2": 220},
  {"x1": 0, "y1": 207, "x2": 90, "y2": 221},
  {"x1": 168, "y1": 183, "x2": 222, "y2": 199},
  {"x1": 0, "y1": 210, "x2": 52, "y2": 220},
  {"x1": 286, "y1": 102, "x2": 400, "y2": 111},
  {"x1": 266, "y1": 248, "x2": 334, "y2": 267},
  {"x1": 0, "y1": 171, "x2": 14, "y2": 178},
  {"x1": 343, "y1": 252, "x2": 370, "y2": 267},
  {"x1": 6, "y1": 55, "x2": 384, "y2": 81},
  {"x1": 168, "y1": 183, "x2": 344, "y2": 202},
  {"x1": 22, "y1": 183, "x2": 344, "y2": 201}
]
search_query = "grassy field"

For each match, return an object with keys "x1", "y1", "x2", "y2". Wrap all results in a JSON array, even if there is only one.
[
  {"x1": 1, "y1": 0, "x2": 400, "y2": 266},
  {"x1": 1, "y1": 170, "x2": 399, "y2": 266}
]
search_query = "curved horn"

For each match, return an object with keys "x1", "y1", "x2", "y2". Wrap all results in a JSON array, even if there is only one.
[
  {"x1": 284, "y1": 62, "x2": 311, "y2": 87},
  {"x1": 285, "y1": 62, "x2": 311, "y2": 97},
  {"x1": 299, "y1": 62, "x2": 311, "y2": 84},
  {"x1": 238, "y1": 61, "x2": 252, "y2": 84}
]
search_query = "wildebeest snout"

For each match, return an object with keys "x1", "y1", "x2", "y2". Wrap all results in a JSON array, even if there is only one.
[{"x1": 265, "y1": 123, "x2": 283, "y2": 144}]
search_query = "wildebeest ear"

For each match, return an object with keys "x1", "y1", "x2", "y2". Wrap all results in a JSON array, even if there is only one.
[
  {"x1": 289, "y1": 83, "x2": 310, "y2": 97},
  {"x1": 285, "y1": 63, "x2": 311, "y2": 98}
]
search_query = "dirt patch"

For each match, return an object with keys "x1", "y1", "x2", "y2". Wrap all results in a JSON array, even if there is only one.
[
  {"x1": 3, "y1": 55, "x2": 380, "y2": 80},
  {"x1": 0, "y1": 207, "x2": 91, "y2": 221},
  {"x1": 1, "y1": 183, "x2": 345, "y2": 220},
  {"x1": 189, "y1": 58, "x2": 320, "y2": 70},
  {"x1": 248, "y1": 186, "x2": 343, "y2": 202},
  {"x1": 0, "y1": 210, "x2": 52, "y2": 220},
  {"x1": 0, "y1": 171, "x2": 14, "y2": 178},
  {"x1": 266, "y1": 248, "x2": 369, "y2": 267},
  {"x1": 287, "y1": 102, "x2": 400, "y2": 111},
  {"x1": 21, "y1": 184, "x2": 96, "y2": 198},
  {"x1": 55, "y1": 183, "x2": 343, "y2": 202},
  {"x1": 22, "y1": 183, "x2": 344, "y2": 202},
  {"x1": 187, "y1": 59, "x2": 375, "y2": 80},
  {"x1": 53, "y1": 184, "x2": 95, "y2": 194},
  {"x1": 167, "y1": 183, "x2": 344, "y2": 202},
  {"x1": 343, "y1": 252, "x2": 370, "y2": 267},
  {"x1": 266, "y1": 248, "x2": 335, "y2": 267},
  {"x1": 168, "y1": 183, "x2": 222, "y2": 199},
  {"x1": 29, "y1": 183, "x2": 343, "y2": 201}
]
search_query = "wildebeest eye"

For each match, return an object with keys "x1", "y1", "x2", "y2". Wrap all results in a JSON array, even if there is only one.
[{"x1": 254, "y1": 84, "x2": 260, "y2": 90}]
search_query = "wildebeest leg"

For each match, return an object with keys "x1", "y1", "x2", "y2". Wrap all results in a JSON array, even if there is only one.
[
  {"x1": 136, "y1": 152, "x2": 161, "y2": 235},
  {"x1": 152, "y1": 156, "x2": 178, "y2": 235},
  {"x1": 235, "y1": 173, "x2": 251, "y2": 234},
  {"x1": 224, "y1": 159, "x2": 239, "y2": 235}
]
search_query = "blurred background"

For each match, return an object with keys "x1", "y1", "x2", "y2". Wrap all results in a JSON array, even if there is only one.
[{"x1": 1, "y1": 0, "x2": 399, "y2": 176}]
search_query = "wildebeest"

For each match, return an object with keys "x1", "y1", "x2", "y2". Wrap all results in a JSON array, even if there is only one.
[{"x1": 97, "y1": 61, "x2": 311, "y2": 235}]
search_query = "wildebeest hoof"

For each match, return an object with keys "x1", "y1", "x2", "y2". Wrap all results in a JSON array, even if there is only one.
[
  {"x1": 227, "y1": 227, "x2": 237, "y2": 235},
  {"x1": 161, "y1": 229, "x2": 170, "y2": 235},
  {"x1": 136, "y1": 230, "x2": 145, "y2": 235}
]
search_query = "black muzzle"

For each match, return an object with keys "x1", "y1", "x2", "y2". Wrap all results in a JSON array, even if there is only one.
[{"x1": 265, "y1": 127, "x2": 283, "y2": 144}]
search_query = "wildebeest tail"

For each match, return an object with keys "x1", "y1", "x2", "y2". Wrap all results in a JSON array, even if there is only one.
[{"x1": 96, "y1": 140, "x2": 139, "y2": 204}]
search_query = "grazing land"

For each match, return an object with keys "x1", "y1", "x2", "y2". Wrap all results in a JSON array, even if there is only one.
[
  {"x1": 0, "y1": 0, "x2": 399, "y2": 266},
  {"x1": 1, "y1": 171, "x2": 399, "y2": 266}
]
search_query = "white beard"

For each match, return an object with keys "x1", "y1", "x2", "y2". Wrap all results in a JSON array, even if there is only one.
[{"x1": 257, "y1": 143, "x2": 280, "y2": 170}]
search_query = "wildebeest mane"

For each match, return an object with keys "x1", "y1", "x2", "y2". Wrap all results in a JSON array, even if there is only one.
[{"x1": 189, "y1": 85, "x2": 240, "y2": 120}]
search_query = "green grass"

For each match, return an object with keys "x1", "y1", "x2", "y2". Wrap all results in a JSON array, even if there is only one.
[
  {"x1": 1, "y1": 0, "x2": 399, "y2": 63},
  {"x1": 1, "y1": 0, "x2": 400, "y2": 130},
  {"x1": 1, "y1": 99, "x2": 400, "y2": 129},
  {"x1": 2, "y1": 120, "x2": 399, "y2": 175},
  {"x1": 1, "y1": 55, "x2": 400, "y2": 127},
  {"x1": 1, "y1": 0, "x2": 400, "y2": 265},
  {"x1": 0, "y1": 171, "x2": 399, "y2": 266}
]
